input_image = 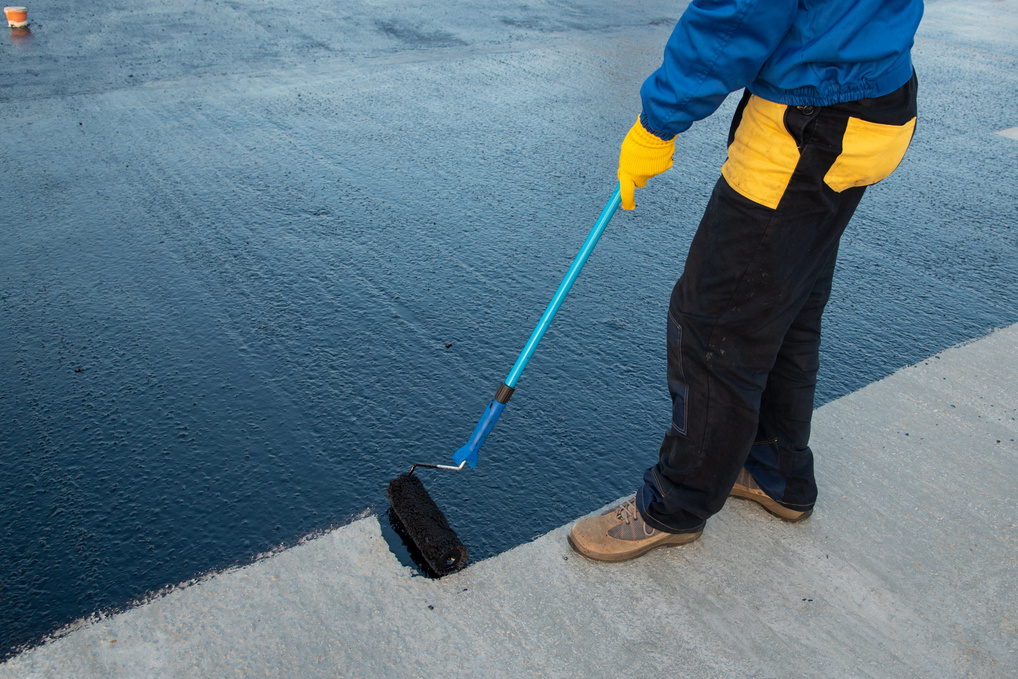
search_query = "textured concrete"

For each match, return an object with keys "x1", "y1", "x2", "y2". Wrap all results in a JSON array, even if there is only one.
[{"x1": 3, "y1": 323, "x2": 1016, "y2": 678}]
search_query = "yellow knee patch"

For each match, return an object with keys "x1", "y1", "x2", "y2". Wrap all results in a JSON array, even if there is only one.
[
  {"x1": 721, "y1": 96, "x2": 800, "y2": 210},
  {"x1": 824, "y1": 116, "x2": 916, "y2": 192}
]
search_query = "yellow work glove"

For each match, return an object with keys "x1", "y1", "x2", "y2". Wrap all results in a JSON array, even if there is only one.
[{"x1": 617, "y1": 116, "x2": 675, "y2": 210}]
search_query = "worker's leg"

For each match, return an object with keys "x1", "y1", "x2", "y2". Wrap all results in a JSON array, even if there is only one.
[{"x1": 742, "y1": 245, "x2": 839, "y2": 514}]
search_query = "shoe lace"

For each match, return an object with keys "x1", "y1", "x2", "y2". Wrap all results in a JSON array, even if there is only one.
[{"x1": 616, "y1": 498, "x2": 656, "y2": 536}]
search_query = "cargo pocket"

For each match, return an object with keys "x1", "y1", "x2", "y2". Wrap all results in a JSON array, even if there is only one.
[
  {"x1": 824, "y1": 116, "x2": 916, "y2": 192},
  {"x1": 721, "y1": 96, "x2": 801, "y2": 209}
]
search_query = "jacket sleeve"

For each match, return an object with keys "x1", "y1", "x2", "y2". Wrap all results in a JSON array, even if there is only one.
[{"x1": 640, "y1": 0, "x2": 798, "y2": 139}]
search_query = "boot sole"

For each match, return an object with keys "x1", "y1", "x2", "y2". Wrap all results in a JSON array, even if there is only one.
[
  {"x1": 729, "y1": 486, "x2": 813, "y2": 523},
  {"x1": 567, "y1": 529, "x2": 702, "y2": 563}
]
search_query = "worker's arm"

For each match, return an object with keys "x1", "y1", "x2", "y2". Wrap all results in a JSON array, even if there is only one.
[{"x1": 619, "y1": 0, "x2": 797, "y2": 209}]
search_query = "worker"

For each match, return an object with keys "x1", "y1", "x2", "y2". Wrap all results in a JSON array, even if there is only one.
[{"x1": 568, "y1": 0, "x2": 923, "y2": 562}]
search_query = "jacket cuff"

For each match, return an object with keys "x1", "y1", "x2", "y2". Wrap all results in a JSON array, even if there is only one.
[{"x1": 639, "y1": 111, "x2": 678, "y2": 143}]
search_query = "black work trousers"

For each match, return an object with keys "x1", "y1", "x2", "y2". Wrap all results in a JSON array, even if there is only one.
[{"x1": 637, "y1": 75, "x2": 918, "y2": 533}]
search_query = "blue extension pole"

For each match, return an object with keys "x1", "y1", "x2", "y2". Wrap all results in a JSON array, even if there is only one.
[{"x1": 453, "y1": 186, "x2": 622, "y2": 468}]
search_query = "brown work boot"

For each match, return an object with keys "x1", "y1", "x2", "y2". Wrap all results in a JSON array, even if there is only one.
[
  {"x1": 567, "y1": 497, "x2": 702, "y2": 562},
  {"x1": 729, "y1": 469, "x2": 813, "y2": 522}
]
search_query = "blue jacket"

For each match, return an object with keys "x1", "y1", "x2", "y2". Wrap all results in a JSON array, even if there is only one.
[{"x1": 641, "y1": 0, "x2": 924, "y2": 139}]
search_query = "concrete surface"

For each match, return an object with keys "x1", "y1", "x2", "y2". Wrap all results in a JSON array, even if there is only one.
[{"x1": 2, "y1": 323, "x2": 1016, "y2": 678}]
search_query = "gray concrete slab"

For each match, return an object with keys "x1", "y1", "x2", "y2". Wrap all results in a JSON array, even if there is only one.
[{"x1": 3, "y1": 323, "x2": 1016, "y2": 678}]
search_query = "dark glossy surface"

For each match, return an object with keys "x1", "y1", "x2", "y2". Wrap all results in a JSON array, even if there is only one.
[{"x1": 2, "y1": 0, "x2": 1017, "y2": 660}]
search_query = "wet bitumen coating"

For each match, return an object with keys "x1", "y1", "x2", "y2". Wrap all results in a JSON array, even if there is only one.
[
  {"x1": 2, "y1": 324, "x2": 1017, "y2": 677},
  {"x1": 1, "y1": 0, "x2": 1016, "y2": 663}
]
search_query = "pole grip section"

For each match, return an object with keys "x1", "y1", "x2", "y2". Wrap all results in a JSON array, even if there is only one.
[
  {"x1": 451, "y1": 187, "x2": 620, "y2": 469},
  {"x1": 453, "y1": 400, "x2": 507, "y2": 468},
  {"x1": 503, "y1": 186, "x2": 621, "y2": 388}
]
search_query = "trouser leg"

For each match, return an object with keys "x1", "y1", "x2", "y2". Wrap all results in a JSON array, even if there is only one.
[{"x1": 744, "y1": 244, "x2": 839, "y2": 511}]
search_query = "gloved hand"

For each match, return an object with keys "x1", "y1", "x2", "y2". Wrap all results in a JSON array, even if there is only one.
[{"x1": 617, "y1": 116, "x2": 675, "y2": 210}]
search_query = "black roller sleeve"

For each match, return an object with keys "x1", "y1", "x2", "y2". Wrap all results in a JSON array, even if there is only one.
[{"x1": 386, "y1": 473, "x2": 468, "y2": 575}]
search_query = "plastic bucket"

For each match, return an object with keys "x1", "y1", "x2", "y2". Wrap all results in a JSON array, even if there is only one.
[{"x1": 5, "y1": 6, "x2": 28, "y2": 28}]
